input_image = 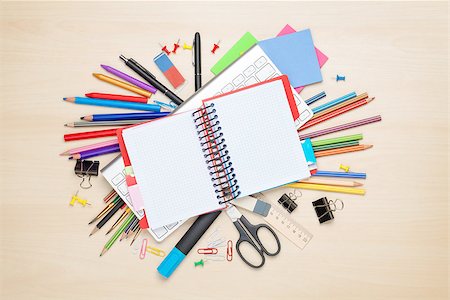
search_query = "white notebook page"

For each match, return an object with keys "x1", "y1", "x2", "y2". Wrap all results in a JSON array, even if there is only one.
[
  {"x1": 122, "y1": 112, "x2": 220, "y2": 229},
  {"x1": 206, "y1": 79, "x2": 311, "y2": 197}
]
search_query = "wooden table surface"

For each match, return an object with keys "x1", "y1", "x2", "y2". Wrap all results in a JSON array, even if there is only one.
[{"x1": 0, "y1": 1, "x2": 448, "y2": 299}]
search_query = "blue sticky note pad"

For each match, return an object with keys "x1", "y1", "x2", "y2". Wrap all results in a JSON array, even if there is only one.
[{"x1": 258, "y1": 29, "x2": 322, "y2": 87}]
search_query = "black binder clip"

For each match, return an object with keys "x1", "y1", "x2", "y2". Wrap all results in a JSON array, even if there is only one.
[
  {"x1": 74, "y1": 160, "x2": 99, "y2": 189},
  {"x1": 278, "y1": 190, "x2": 300, "y2": 213},
  {"x1": 312, "y1": 197, "x2": 344, "y2": 224}
]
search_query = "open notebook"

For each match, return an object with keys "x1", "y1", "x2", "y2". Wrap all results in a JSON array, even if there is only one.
[{"x1": 118, "y1": 76, "x2": 311, "y2": 229}]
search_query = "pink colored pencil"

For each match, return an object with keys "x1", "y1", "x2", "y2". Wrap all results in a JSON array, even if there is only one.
[
  {"x1": 59, "y1": 138, "x2": 118, "y2": 156},
  {"x1": 299, "y1": 115, "x2": 382, "y2": 140}
]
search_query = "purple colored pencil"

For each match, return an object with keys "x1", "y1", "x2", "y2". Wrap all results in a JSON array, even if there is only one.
[
  {"x1": 101, "y1": 64, "x2": 157, "y2": 94},
  {"x1": 299, "y1": 115, "x2": 382, "y2": 140},
  {"x1": 69, "y1": 143, "x2": 120, "y2": 160}
]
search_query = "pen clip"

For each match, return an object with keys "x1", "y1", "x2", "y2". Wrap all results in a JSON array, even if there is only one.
[{"x1": 192, "y1": 38, "x2": 196, "y2": 67}]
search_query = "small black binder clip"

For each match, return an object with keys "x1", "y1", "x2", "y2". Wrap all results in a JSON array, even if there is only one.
[
  {"x1": 278, "y1": 193, "x2": 298, "y2": 213},
  {"x1": 312, "y1": 197, "x2": 344, "y2": 224},
  {"x1": 74, "y1": 160, "x2": 99, "y2": 189}
]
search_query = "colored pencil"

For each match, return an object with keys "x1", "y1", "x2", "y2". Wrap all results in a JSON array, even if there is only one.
[
  {"x1": 311, "y1": 94, "x2": 370, "y2": 119},
  {"x1": 305, "y1": 91, "x2": 326, "y2": 105},
  {"x1": 311, "y1": 134, "x2": 363, "y2": 147},
  {"x1": 100, "y1": 213, "x2": 135, "y2": 256},
  {"x1": 126, "y1": 222, "x2": 140, "y2": 240},
  {"x1": 106, "y1": 208, "x2": 131, "y2": 235},
  {"x1": 103, "y1": 190, "x2": 117, "y2": 203},
  {"x1": 130, "y1": 228, "x2": 142, "y2": 246},
  {"x1": 65, "y1": 120, "x2": 147, "y2": 128},
  {"x1": 85, "y1": 93, "x2": 150, "y2": 104},
  {"x1": 121, "y1": 217, "x2": 138, "y2": 241},
  {"x1": 100, "y1": 65, "x2": 157, "y2": 94},
  {"x1": 88, "y1": 195, "x2": 120, "y2": 224},
  {"x1": 299, "y1": 178, "x2": 363, "y2": 187},
  {"x1": 69, "y1": 144, "x2": 120, "y2": 160},
  {"x1": 314, "y1": 144, "x2": 372, "y2": 157},
  {"x1": 299, "y1": 115, "x2": 382, "y2": 140},
  {"x1": 287, "y1": 182, "x2": 366, "y2": 195},
  {"x1": 311, "y1": 92, "x2": 356, "y2": 114},
  {"x1": 93, "y1": 73, "x2": 153, "y2": 98},
  {"x1": 299, "y1": 98, "x2": 374, "y2": 131},
  {"x1": 63, "y1": 128, "x2": 117, "y2": 142},
  {"x1": 90, "y1": 200, "x2": 124, "y2": 236},
  {"x1": 60, "y1": 139, "x2": 118, "y2": 156},
  {"x1": 313, "y1": 140, "x2": 359, "y2": 152},
  {"x1": 313, "y1": 171, "x2": 366, "y2": 179},
  {"x1": 81, "y1": 112, "x2": 170, "y2": 122},
  {"x1": 63, "y1": 97, "x2": 160, "y2": 112}
]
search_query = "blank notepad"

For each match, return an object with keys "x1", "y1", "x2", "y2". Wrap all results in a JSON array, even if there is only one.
[{"x1": 120, "y1": 76, "x2": 310, "y2": 229}]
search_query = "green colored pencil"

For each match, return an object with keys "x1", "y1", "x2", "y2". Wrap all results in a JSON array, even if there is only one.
[
  {"x1": 311, "y1": 134, "x2": 363, "y2": 147},
  {"x1": 313, "y1": 140, "x2": 360, "y2": 152},
  {"x1": 100, "y1": 213, "x2": 135, "y2": 256}
]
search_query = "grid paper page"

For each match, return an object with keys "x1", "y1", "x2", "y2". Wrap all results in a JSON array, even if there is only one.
[
  {"x1": 206, "y1": 79, "x2": 310, "y2": 197},
  {"x1": 122, "y1": 112, "x2": 220, "y2": 229}
]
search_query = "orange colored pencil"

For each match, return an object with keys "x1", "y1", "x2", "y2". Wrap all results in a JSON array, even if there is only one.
[
  {"x1": 300, "y1": 98, "x2": 374, "y2": 131},
  {"x1": 311, "y1": 93, "x2": 369, "y2": 120},
  {"x1": 314, "y1": 145, "x2": 373, "y2": 157}
]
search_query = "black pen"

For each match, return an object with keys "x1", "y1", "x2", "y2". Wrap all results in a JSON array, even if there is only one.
[
  {"x1": 193, "y1": 32, "x2": 202, "y2": 91},
  {"x1": 119, "y1": 55, "x2": 184, "y2": 106}
]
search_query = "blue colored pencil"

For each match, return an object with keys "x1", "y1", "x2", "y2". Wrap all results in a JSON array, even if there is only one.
[
  {"x1": 311, "y1": 92, "x2": 357, "y2": 114},
  {"x1": 313, "y1": 170, "x2": 366, "y2": 179},
  {"x1": 81, "y1": 112, "x2": 170, "y2": 122},
  {"x1": 305, "y1": 91, "x2": 326, "y2": 105},
  {"x1": 63, "y1": 97, "x2": 161, "y2": 112}
]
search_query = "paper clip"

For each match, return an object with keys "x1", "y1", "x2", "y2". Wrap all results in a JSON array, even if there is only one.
[
  {"x1": 208, "y1": 238, "x2": 226, "y2": 248},
  {"x1": 147, "y1": 246, "x2": 166, "y2": 257},
  {"x1": 204, "y1": 254, "x2": 226, "y2": 262},
  {"x1": 197, "y1": 248, "x2": 218, "y2": 255},
  {"x1": 226, "y1": 240, "x2": 233, "y2": 261},
  {"x1": 339, "y1": 164, "x2": 350, "y2": 172},
  {"x1": 139, "y1": 239, "x2": 148, "y2": 259}
]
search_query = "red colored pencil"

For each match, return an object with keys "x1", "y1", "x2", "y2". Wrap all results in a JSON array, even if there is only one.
[
  {"x1": 64, "y1": 129, "x2": 118, "y2": 141},
  {"x1": 85, "y1": 93, "x2": 149, "y2": 104},
  {"x1": 299, "y1": 98, "x2": 373, "y2": 131}
]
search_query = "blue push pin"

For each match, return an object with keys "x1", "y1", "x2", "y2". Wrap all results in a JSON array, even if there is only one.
[{"x1": 336, "y1": 75, "x2": 346, "y2": 82}]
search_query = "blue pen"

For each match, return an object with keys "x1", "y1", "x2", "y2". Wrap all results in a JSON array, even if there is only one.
[
  {"x1": 311, "y1": 92, "x2": 356, "y2": 114},
  {"x1": 313, "y1": 170, "x2": 366, "y2": 179},
  {"x1": 63, "y1": 97, "x2": 161, "y2": 112}
]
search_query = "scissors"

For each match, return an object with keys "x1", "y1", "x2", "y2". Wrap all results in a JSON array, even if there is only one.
[{"x1": 225, "y1": 204, "x2": 281, "y2": 268}]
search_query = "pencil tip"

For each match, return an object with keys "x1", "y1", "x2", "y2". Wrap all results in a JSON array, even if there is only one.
[
  {"x1": 64, "y1": 124, "x2": 68, "y2": 127},
  {"x1": 63, "y1": 97, "x2": 67, "y2": 100},
  {"x1": 80, "y1": 117, "x2": 85, "y2": 120},
  {"x1": 68, "y1": 156, "x2": 73, "y2": 160},
  {"x1": 354, "y1": 182, "x2": 363, "y2": 186}
]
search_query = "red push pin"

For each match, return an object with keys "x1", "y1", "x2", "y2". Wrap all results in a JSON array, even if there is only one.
[
  {"x1": 159, "y1": 43, "x2": 171, "y2": 55},
  {"x1": 211, "y1": 40, "x2": 221, "y2": 54},
  {"x1": 172, "y1": 38, "x2": 181, "y2": 54}
]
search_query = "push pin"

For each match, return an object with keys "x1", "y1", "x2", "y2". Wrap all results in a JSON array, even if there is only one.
[
  {"x1": 159, "y1": 43, "x2": 171, "y2": 55},
  {"x1": 339, "y1": 164, "x2": 350, "y2": 172},
  {"x1": 183, "y1": 42, "x2": 193, "y2": 50},
  {"x1": 172, "y1": 38, "x2": 181, "y2": 54},
  {"x1": 69, "y1": 191, "x2": 91, "y2": 207},
  {"x1": 194, "y1": 259, "x2": 204, "y2": 267},
  {"x1": 211, "y1": 40, "x2": 221, "y2": 54},
  {"x1": 336, "y1": 74, "x2": 346, "y2": 81}
]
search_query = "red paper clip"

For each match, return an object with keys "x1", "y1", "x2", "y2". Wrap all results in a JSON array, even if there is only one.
[
  {"x1": 226, "y1": 240, "x2": 233, "y2": 261},
  {"x1": 139, "y1": 239, "x2": 148, "y2": 260},
  {"x1": 197, "y1": 248, "x2": 218, "y2": 255}
]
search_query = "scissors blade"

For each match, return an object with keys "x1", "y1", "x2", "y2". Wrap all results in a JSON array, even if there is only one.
[{"x1": 225, "y1": 205, "x2": 242, "y2": 222}]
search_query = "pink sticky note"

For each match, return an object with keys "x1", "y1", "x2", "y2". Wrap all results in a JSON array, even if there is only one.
[{"x1": 277, "y1": 24, "x2": 328, "y2": 93}]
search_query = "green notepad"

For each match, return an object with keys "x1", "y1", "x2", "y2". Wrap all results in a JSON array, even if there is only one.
[{"x1": 210, "y1": 32, "x2": 258, "y2": 75}]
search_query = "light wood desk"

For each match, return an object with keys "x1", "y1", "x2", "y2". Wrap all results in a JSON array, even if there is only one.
[{"x1": 0, "y1": 2, "x2": 448, "y2": 299}]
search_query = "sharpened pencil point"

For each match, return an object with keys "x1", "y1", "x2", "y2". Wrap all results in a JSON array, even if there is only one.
[
  {"x1": 90, "y1": 227, "x2": 99, "y2": 236},
  {"x1": 80, "y1": 117, "x2": 84, "y2": 120},
  {"x1": 68, "y1": 156, "x2": 74, "y2": 160},
  {"x1": 100, "y1": 248, "x2": 107, "y2": 256},
  {"x1": 63, "y1": 97, "x2": 67, "y2": 100},
  {"x1": 354, "y1": 182, "x2": 363, "y2": 187}
]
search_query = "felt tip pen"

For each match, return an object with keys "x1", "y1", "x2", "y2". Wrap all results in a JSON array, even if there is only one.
[
  {"x1": 119, "y1": 55, "x2": 184, "y2": 106},
  {"x1": 157, "y1": 211, "x2": 221, "y2": 278}
]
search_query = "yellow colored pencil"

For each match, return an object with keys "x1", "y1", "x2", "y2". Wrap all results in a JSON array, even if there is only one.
[
  {"x1": 93, "y1": 73, "x2": 152, "y2": 98},
  {"x1": 299, "y1": 178, "x2": 363, "y2": 187},
  {"x1": 311, "y1": 93, "x2": 369, "y2": 119},
  {"x1": 287, "y1": 183, "x2": 366, "y2": 195}
]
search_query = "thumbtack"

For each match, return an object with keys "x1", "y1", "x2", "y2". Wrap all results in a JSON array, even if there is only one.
[
  {"x1": 159, "y1": 43, "x2": 171, "y2": 55},
  {"x1": 211, "y1": 40, "x2": 221, "y2": 54},
  {"x1": 339, "y1": 164, "x2": 350, "y2": 172},
  {"x1": 183, "y1": 42, "x2": 193, "y2": 50},
  {"x1": 69, "y1": 191, "x2": 91, "y2": 207},
  {"x1": 172, "y1": 38, "x2": 181, "y2": 54},
  {"x1": 336, "y1": 75, "x2": 346, "y2": 81},
  {"x1": 194, "y1": 259, "x2": 204, "y2": 267}
]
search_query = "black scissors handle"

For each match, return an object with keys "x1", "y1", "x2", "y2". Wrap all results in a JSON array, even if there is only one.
[
  {"x1": 239, "y1": 215, "x2": 281, "y2": 256},
  {"x1": 234, "y1": 220, "x2": 265, "y2": 268}
]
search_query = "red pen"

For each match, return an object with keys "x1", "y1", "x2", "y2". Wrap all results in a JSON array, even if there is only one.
[{"x1": 85, "y1": 93, "x2": 149, "y2": 104}]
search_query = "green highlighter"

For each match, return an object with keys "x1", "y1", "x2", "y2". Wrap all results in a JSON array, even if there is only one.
[{"x1": 210, "y1": 32, "x2": 258, "y2": 75}]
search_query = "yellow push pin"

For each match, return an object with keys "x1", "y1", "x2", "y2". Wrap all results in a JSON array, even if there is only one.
[
  {"x1": 183, "y1": 42, "x2": 193, "y2": 50},
  {"x1": 339, "y1": 164, "x2": 350, "y2": 172},
  {"x1": 69, "y1": 191, "x2": 91, "y2": 207}
]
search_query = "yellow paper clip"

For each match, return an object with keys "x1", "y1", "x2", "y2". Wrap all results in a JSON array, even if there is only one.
[
  {"x1": 183, "y1": 42, "x2": 193, "y2": 50},
  {"x1": 339, "y1": 164, "x2": 350, "y2": 172},
  {"x1": 147, "y1": 246, "x2": 166, "y2": 257},
  {"x1": 69, "y1": 191, "x2": 90, "y2": 207}
]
